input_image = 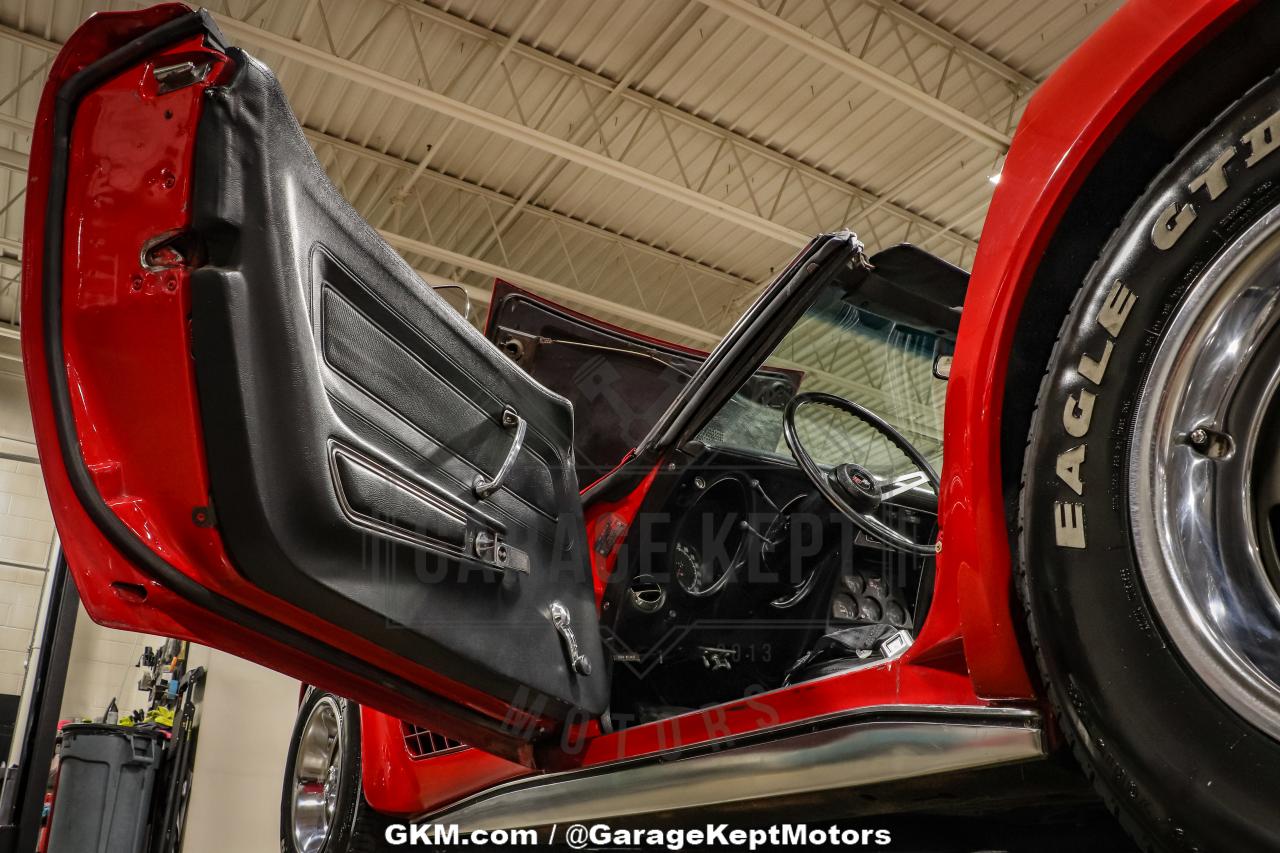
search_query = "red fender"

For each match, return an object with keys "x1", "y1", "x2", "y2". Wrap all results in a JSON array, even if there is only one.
[{"x1": 944, "y1": 0, "x2": 1248, "y2": 698}]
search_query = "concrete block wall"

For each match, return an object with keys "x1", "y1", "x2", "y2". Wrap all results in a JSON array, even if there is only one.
[
  {"x1": 0, "y1": 374, "x2": 57, "y2": 701},
  {"x1": 0, "y1": 565, "x2": 43, "y2": 696},
  {"x1": 0, "y1": 455, "x2": 53, "y2": 569},
  {"x1": 58, "y1": 607, "x2": 163, "y2": 722}
]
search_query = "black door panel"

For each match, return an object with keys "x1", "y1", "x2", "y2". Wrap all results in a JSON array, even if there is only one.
[{"x1": 188, "y1": 51, "x2": 607, "y2": 716}]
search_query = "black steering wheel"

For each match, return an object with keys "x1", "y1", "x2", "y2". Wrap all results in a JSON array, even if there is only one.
[{"x1": 782, "y1": 391, "x2": 939, "y2": 556}]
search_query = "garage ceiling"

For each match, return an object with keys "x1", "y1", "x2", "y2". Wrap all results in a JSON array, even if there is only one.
[{"x1": 0, "y1": 0, "x2": 1119, "y2": 348}]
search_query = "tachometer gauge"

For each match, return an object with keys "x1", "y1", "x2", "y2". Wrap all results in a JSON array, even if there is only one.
[{"x1": 674, "y1": 541, "x2": 708, "y2": 594}]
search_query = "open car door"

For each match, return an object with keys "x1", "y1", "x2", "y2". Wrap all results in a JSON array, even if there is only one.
[{"x1": 23, "y1": 6, "x2": 610, "y2": 767}]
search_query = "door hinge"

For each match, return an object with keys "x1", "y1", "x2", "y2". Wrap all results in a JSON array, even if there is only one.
[{"x1": 153, "y1": 60, "x2": 213, "y2": 94}]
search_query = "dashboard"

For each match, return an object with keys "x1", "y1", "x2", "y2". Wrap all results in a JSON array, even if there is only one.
[{"x1": 602, "y1": 444, "x2": 936, "y2": 723}]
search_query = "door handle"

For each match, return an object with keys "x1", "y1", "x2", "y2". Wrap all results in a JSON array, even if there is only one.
[{"x1": 473, "y1": 406, "x2": 526, "y2": 499}]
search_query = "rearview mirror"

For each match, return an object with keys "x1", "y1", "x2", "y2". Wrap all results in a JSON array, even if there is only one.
[{"x1": 933, "y1": 354, "x2": 953, "y2": 381}]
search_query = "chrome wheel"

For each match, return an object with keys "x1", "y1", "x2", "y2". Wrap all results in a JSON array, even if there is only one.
[
  {"x1": 1131, "y1": 205, "x2": 1280, "y2": 743},
  {"x1": 290, "y1": 695, "x2": 343, "y2": 853}
]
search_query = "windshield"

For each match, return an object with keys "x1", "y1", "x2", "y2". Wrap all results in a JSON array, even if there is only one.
[{"x1": 695, "y1": 277, "x2": 949, "y2": 479}]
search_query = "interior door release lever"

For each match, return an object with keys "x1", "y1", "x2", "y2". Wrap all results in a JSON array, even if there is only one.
[
  {"x1": 550, "y1": 602, "x2": 592, "y2": 676},
  {"x1": 474, "y1": 406, "x2": 526, "y2": 498}
]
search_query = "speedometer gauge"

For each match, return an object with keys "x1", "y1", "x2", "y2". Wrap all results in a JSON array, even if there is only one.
[
  {"x1": 669, "y1": 477, "x2": 748, "y2": 597},
  {"x1": 674, "y1": 541, "x2": 708, "y2": 594}
]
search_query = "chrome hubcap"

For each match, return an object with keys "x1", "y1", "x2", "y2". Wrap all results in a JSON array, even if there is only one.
[
  {"x1": 1131, "y1": 207, "x2": 1280, "y2": 743},
  {"x1": 290, "y1": 696, "x2": 342, "y2": 853}
]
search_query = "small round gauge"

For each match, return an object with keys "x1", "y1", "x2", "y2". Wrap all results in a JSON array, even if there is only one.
[
  {"x1": 885, "y1": 600, "x2": 907, "y2": 627},
  {"x1": 831, "y1": 593, "x2": 858, "y2": 621},
  {"x1": 858, "y1": 596, "x2": 883, "y2": 622},
  {"x1": 840, "y1": 566, "x2": 866, "y2": 595},
  {"x1": 674, "y1": 541, "x2": 709, "y2": 594}
]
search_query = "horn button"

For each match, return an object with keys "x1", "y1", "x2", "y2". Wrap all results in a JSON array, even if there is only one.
[{"x1": 830, "y1": 463, "x2": 880, "y2": 513}]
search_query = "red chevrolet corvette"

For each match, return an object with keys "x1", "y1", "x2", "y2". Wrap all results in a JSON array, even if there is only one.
[{"x1": 20, "y1": 1, "x2": 1280, "y2": 850}]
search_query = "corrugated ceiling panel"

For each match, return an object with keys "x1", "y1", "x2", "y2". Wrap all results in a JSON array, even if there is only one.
[{"x1": 0, "y1": 0, "x2": 1119, "y2": 344}]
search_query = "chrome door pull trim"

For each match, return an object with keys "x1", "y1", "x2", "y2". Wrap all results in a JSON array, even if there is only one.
[{"x1": 474, "y1": 406, "x2": 526, "y2": 499}]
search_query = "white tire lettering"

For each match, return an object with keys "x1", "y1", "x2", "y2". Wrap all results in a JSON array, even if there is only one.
[
  {"x1": 1063, "y1": 390, "x2": 1096, "y2": 438},
  {"x1": 1054, "y1": 501, "x2": 1087, "y2": 548},
  {"x1": 1078, "y1": 338, "x2": 1114, "y2": 386},
  {"x1": 1056, "y1": 445, "x2": 1086, "y2": 496},
  {"x1": 1098, "y1": 280, "x2": 1137, "y2": 337},
  {"x1": 1188, "y1": 147, "x2": 1235, "y2": 200},
  {"x1": 1243, "y1": 108, "x2": 1280, "y2": 167},
  {"x1": 1152, "y1": 201, "x2": 1197, "y2": 250}
]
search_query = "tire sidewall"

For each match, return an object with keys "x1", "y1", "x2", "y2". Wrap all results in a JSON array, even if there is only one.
[{"x1": 1021, "y1": 69, "x2": 1280, "y2": 850}]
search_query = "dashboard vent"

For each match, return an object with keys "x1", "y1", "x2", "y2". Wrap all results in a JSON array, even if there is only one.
[{"x1": 402, "y1": 722, "x2": 464, "y2": 758}]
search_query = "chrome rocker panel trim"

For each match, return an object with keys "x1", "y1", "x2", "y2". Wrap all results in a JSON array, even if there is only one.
[{"x1": 427, "y1": 705, "x2": 1044, "y2": 831}]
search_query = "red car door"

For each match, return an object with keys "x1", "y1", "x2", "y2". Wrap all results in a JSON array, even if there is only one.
[{"x1": 24, "y1": 5, "x2": 610, "y2": 768}]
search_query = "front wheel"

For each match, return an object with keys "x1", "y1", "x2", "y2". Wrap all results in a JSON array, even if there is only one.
[
  {"x1": 1018, "y1": 64, "x2": 1280, "y2": 851},
  {"x1": 281, "y1": 690, "x2": 390, "y2": 853}
]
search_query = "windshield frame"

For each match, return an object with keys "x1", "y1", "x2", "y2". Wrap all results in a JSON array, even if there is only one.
[
  {"x1": 696, "y1": 287, "x2": 950, "y2": 475},
  {"x1": 637, "y1": 231, "x2": 868, "y2": 455}
]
